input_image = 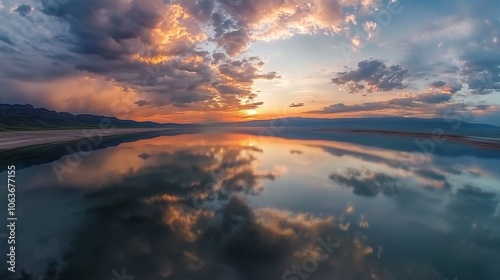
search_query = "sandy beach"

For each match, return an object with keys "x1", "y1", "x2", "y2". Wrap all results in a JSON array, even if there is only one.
[{"x1": 0, "y1": 128, "x2": 171, "y2": 150}]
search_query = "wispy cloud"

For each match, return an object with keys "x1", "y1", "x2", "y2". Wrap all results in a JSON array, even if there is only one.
[{"x1": 289, "y1": 102, "x2": 305, "y2": 108}]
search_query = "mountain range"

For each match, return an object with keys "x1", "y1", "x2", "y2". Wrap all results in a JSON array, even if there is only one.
[
  {"x1": 0, "y1": 104, "x2": 183, "y2": 130},
  {"x1": 1, "y1": 104, "x2": 499, "y2": 138}
]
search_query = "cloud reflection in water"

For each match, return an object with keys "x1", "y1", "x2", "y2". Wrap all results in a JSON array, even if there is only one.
[{"x1": 2, "y1": 132, "x2": 500, "y2": 280}]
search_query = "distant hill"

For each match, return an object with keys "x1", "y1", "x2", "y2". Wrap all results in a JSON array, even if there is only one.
[
  {"x1": 0, "y1": 104, "x2": 185, "y2": 131},
  {"x1": 1, "y1": 104, "x2": 499, "y2": 138},
  {"x1": 206, "y1": 117, "x2": 500, "y2": 138}
]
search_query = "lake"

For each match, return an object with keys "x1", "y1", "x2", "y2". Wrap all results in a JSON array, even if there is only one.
[{"x1": 1, "y1": 129, "x2": 500, "y2": 280}]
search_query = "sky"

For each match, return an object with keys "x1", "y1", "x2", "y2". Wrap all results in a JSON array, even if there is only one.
[{"x1": 0, "y1": 0, "x2": 499, "y2": 124}]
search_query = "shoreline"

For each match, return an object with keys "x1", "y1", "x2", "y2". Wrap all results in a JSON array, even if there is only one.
[
  {"x1": 0, "y1": 128, "x2": 173, "y2": 151},
  {"x1": 2, "y1": 127, "x2": 500, "y2": 151},
  {"x1": 317, "y1": 129, "x2": 500, "y2": 150}
]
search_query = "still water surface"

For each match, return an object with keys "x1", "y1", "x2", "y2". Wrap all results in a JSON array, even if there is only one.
[{"x1": 1, "y1": 130, "x2": 499, "y2": 280}]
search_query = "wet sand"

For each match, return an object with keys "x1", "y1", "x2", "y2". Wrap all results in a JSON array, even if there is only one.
[{"x1": 0, "y1": 128, "x2": 172, "y2": 150}]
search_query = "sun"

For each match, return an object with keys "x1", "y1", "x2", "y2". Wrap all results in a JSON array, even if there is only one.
[{"x1": 245, "y1": 109, "x2": 257, "y2": 116}]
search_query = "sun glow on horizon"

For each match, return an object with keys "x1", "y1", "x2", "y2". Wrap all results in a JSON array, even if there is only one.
[{"x1": 245, "y1": 109, "x2": 257, "y2": 116}]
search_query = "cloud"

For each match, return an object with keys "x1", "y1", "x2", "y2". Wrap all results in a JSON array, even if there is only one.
[
  {"x1": 0, "y1": 34, "x2": 13, "y2": 45},
  {"x1": 430, "y1": 81, "x2": 447, "y2": 88},
  {"x1": 418, "y1": 17, "x2": 476, "y2": 42},
  {"x1": 17, "y1": 137, "x2": 383, "y2": 280},
  {"x1": 399, "y1": 16, "x2": 475, "y2": 80},
  {"x1": 402, "y1": 11, "x2": 500, "y2": 96},
  {"x1": 457, "y1": 16, "x2": 500, "y2": 95},
  {"x1": 332, "y1": 59, "x2": 409, "y2": 93},
  {"x1": 363, "y1": 21, "x2": 378, "y2": 39},
  {"x1": 6, "y1": 0, "x2": 499, "y2": 123},
  {"x1": 0, "y1": 0, "x2": 386, "y2": 120},
  {"x1": 449, "y1": 185, "x2": 499, "y2": 220},
  {"x1": 13, "y1": 4, "x2": 32, "y2": 17},
  {"x1": 210, "y1": 0, "x2": 351, "y2": 52},
  {"x1": 416, "y1": 93, "x2": 453, "y2": 104},
  {"x1": 307, "y1": 102, "x2": 385, "y2": 114},
  {"x1": 289, "y1": 102, "x2": 305, "y2": 108},
  {"x1": 461, "y1": 52, "x2": 500, "y2": 95},
  {"x1": 306, "y1": 92, "x2": 456, "y2": 114},
  {"x1": 135, "y1": 100, "x2": 154, "y2": 107},
  {"x1": 428, "y1": 81, "x2": 462, "y2": 94},
  {"x1": 0, "y1": 0, "x2": 297, "y2": 118},
  {"x1": 401, "y1": 42, "x2": 461, "y2": 79},
  {"x1": 216, "y1": 28, "x2": 250, "y2": 57},
  {"x1": 318, "y1": 145, "x2": 408, "y2": 171},
  {"x1": 10, "y1": 127, "x2": 500, "y2": 279}
]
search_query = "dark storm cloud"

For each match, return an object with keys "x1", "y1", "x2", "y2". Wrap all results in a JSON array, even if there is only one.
[
  {"x1": 33, "y1": 0, "x2": 280, "y2": 111},
  {"x1": 1, "y1": 0, "x2": 381, "y2": 115},
  {"x1": 14, "y1": 4, "x2": 32, "y2": 17},
  {"x1": 78, "y1": 50, "x2": 260, "y2": 109},
  {"x1": 35, "y1": 0, "x2": 371, "y2": 61},
  {"x1": 289, "y1": 102, "x2": 305, "y2": 108},
  {"x1": 41, "y1": 0, "x2": 164, "y2": 60},
  {"x1": 332, "y1": 59, "x2": 408, "y2": 92}
]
